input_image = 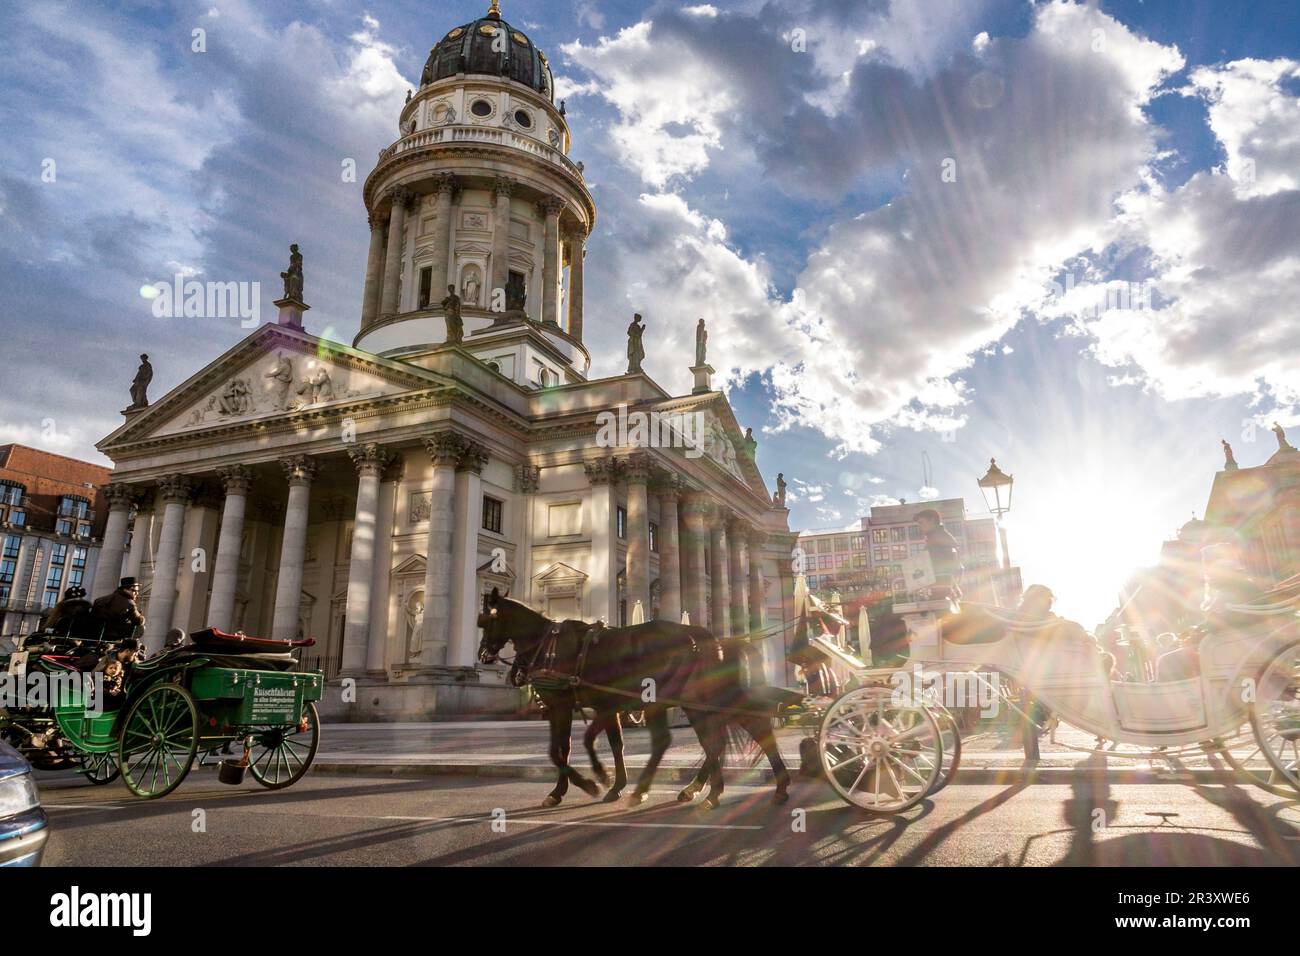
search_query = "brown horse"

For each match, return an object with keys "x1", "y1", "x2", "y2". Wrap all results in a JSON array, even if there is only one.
[{"x1": 477, "y1": 588, "x2": 791, "y2": 809}]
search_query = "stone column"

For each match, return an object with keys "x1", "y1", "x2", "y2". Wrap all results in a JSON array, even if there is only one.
[
  {"x1": 174, "y1": 495, "x2": 220, "y2": 632},
  {"x1": 360, "y1": 212, "x2": 387, "y2": 329},
  {"x1": 654, "y1": 474, "x2": 681, "y2": 621},
  {"x1": 366, "y1": 457, "x2": 402, "y2": 675},
  {"x1": 341, "y1": 444, "x2": 391, "y2": 675},
  {"x1": 539, "y1": 198, "x2": 565, "y2": 326},
  {"x1": 623, "y1": 453, "x2": 651, "y2": 621},
  {"x1": 585, "y1": 457, "x2": 622, "y2": 624},
  {"x1": 420, "y1": 433, "x2": 462, "y2": 666},
  {"x1": 429, "y1": 173, "x2": 457, "y2": 301},
  {"x1": 207, "y1": 466, "x2": 251, "y2": 631},
  {"x1": 680, "y1": 491, "x2": 710, "y2": 626},
  {"x1": 449, "y1": 440, "x2": 488, "y2": 667},
  {"x1": 125, "y1": 504, "x2": 152, "y2": 582},
  {"x1": 564, "y1": 226, "x2": 585, "y2": 341},
  {"x1": 378, "y1": 186, "x2": 410, "y2": 318},
  {"x1": 271, "y1": 455, "x2": 317, "y2": 641},
  {"x1": 92, "y1": 483, "x2": 135, "y2": 599},
  {"x1": 748, "y1": 530, "x2": 771, "y2": 683},
  {"x1": 728, "y1": 516, "x2": 751, "y2": 637},
  {"x1": 709, "y1": 512, "x2": 732, "y2": 638},
  {"x1": 490, "y1": 177, "x2": 514, "y2": 302},
  {"x1": 514, "y1": 464, "x2": 541, "y2": 606},
  {"x1": 145, "y1": 475, "x2": 192, "y2": 652}
]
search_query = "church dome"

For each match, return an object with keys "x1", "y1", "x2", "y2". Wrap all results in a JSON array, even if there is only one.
[{"x1": 420, "y1": 2, "x2": 553, "y2": 101}]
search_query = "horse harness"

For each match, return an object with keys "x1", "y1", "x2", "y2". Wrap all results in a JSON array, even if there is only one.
[{"x1": 512, "y1": 621, "x2": 606, "y2": 694}]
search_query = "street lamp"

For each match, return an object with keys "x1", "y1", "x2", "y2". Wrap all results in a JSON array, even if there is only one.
[{"x1": 977, "y1": 458, "x2": 1014, "y2": 570}]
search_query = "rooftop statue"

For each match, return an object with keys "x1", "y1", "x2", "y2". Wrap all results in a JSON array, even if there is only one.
[
  {"x1": 280, "y1": 243, "x2": 304, "y2": 301},
  {"x1": 442, "y1": 285, "x2": 464, "y2": 343},
  {"x1": 626, "y1": 313, "x2": 645, "y2": 374},
  {"x1": 695, "y1": 318, "x2": 707, "y2": 366},
  {"x1": 128, "y1": 353, "x2": 152, "y2": 409},
  {"x1": 1273, "y1": 422, "x2": 1296, "y2": 453}
]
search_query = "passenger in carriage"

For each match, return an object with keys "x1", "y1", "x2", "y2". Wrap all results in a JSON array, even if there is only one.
[
  {"x1": 1156, "y1": 544, "x2": 1266, "y2": 682},
  {"x1": 39, "y1": 586, "x2": 91, "y2": 636}
]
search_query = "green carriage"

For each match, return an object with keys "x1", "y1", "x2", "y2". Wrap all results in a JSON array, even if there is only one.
[{"x1": 2, "y1": 628, "x2": 323, "y2": 799}]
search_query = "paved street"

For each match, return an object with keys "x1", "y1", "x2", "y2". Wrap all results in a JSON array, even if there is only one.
[{"x1": 35, "y1": 762, "x2": 1300, "y2": 867}]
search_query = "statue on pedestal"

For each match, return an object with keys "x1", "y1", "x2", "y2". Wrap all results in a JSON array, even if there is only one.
[
  {"x1": 773, "y1": 473, "x2": 787, "y2": 507},
  {"x1": 1273, "y1": 422, "x2": 1296, "y2": 453},
  {"x1": 442, "y1": 285, "x2": 464, "y2": 343},
  {"x1": 1221, "y1": 438, "x2": 1238, "y2": 471},
  {"x1": 695, "y1": 318, "x2": 707, "y2": 366},
  {"x1": 128, "y1": 354, "x2": 153, "y2": 409},
  {"x1": 280, "y1": 243, "x2": 304, "y2": 301},
  {"x1": 626, "y1": 313, "x2": 645, "y2": 374}
]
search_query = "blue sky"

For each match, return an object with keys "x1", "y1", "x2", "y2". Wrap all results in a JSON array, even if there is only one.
[{"x1": 2, "y1": 0, "x2": 1299, "y2": 627}]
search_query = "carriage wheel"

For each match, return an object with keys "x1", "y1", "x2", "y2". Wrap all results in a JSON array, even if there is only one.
[
  {"x1": 80, "y1": 751, "x2": 120, "y2": 786},
  {"x1": 1248, "y1": 642, "x2": 1300, "y2": 797},
  {"x1": 248, "y1": 702, "x2": 320, "y2": 790},
  {"x1": 929, "y1": 706, "x2": 963, "y2": 796},
  {"x1": 1207, "y1": 738, "x2": 1298, "y2": 797},
  {"x1": 118, "y1": 683, "x2": 200, "y2": 799},
  {"x1": 818, "y1": 687, "x2": 942, "y2": 813}
]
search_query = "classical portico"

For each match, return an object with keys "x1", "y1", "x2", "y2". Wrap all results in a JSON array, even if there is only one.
[{"x1": 93, "y1": 2, "x2": 797, "y2": 720}]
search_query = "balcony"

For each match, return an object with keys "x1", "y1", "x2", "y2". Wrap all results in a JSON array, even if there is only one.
[{"x1": 375, "y1": 124, "x2": 586, "y2": 184}]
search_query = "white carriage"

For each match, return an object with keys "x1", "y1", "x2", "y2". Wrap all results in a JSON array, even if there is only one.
[{"x1": 807, "y1": 600, "x2": 1300, "y2": 813}]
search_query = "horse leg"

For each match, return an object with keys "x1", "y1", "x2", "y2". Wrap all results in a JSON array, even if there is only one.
[
  {"x1": 583, "y1": 711, "x2": 612, "y2": 788},
  {"x1": 740, "y1": 711, "x2": 790, "y2": 805},
  {"x1": 698, "y1": 716, "x2": 728, "y2": 810},
  {"x1": 542, "y1": 706, "x2": 572, "y2": 807},
  {"x1": 601, "y1": 712, "x2": 627, "y2": 802},
  {"x1": 627, "y1": 705, "x2": 672, "y2": 806},
  {"x1": 677, "y1": 711, "x2": 712, "y2": 802}
]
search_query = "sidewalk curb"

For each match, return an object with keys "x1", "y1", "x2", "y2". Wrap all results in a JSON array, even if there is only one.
[{"x1": 311, "y1": 761, "x2": 1239, "y2": 786}]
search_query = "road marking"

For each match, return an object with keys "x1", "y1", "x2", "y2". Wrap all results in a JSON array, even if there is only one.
[{"x1": 43, "y1": 803, "x2": 126, "y2": 810}]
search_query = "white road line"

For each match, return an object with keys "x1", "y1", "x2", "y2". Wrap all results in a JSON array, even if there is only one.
[{"x1": 43, "y1": 803, "x2": 126, "y2": 810}]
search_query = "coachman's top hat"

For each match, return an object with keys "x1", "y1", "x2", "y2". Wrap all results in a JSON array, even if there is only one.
[{"x1": 119, "y1": 577, "x2": 139, "y2": 589}]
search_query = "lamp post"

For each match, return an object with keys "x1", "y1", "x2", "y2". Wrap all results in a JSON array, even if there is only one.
[{"x1": 977, "y1": 458, "x2": 1014, "y2": 571}]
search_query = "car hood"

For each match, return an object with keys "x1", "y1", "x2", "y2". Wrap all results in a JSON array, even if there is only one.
[{"x1": 0, "y1": 741, "x2": 32, "y2": 782}]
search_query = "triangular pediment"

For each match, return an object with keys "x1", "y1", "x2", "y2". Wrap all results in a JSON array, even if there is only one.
[
  {"x1": 534, "y1": 561, "x2": 587, "y2": 583},
  {"x1": 393, "y1": 554, "x2": 428, "y2": 576},
  {"x1": 99, "y1": 324, "x2": 451, "y2": 450},
  {"x1": 646, "y1": 392, "x2": 769, "y2": 499}
]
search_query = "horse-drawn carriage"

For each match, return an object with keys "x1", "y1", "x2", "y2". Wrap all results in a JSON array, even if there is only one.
[
  {"x1": 1, "y1": 627, "x2": 323, "y2": 798},
  {"x1": 802, "y1": 601, "x2": 1300, "y2": 813}
]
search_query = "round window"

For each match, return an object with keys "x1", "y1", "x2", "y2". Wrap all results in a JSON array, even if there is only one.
[
  {"x1": 470, "y1": 99, "x2": 493, "y2": 118},
  {"x1": 514, "y1": 109, "x2": 532, "y2": 129}
]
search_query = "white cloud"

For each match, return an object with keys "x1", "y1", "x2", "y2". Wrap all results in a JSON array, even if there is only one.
[{"x1": 1074, "y1": 58, "x2": 1300, "y2": 410}]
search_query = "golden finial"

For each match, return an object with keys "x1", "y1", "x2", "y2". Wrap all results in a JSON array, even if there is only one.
[{"x1": 488, "y1": 0, "x2": 501, "y2": 18}]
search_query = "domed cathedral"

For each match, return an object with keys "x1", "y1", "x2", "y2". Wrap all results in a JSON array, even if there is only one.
[
  {"x1": 356, "y1": 0, "x2": 594, "y2": 385},
  {"x1": 94, "y1": 2, "x2": 797, "y2": 719}
]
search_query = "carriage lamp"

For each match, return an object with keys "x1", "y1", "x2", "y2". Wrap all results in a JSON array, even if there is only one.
[{"x1": 977, "y1": 458, "x2": 1014, "y2": 571}]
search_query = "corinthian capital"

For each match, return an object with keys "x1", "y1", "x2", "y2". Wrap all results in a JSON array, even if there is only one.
[
  {"x1": 492, "y1": 176, "x2": 515, "y2": 199},
  {"x1": 215, "y1": 465, "x2": 253, "y2": 495},
  {"x1": 102, "y1": 482, "x2": 138, "y2": 511},
  {"x1": 280, "y1": 455, "x2": 318, "y2": 486},
  {"x1": 157, "y1": 474, "x2": 193, "y2": 503},
  {"x1": 348, "y1": 443, "x2": 393, "y2": 478},
  {"x1": 583, "y1": 456, "x2": 622, "y2": 486},
  {"x1": 388, "y1": 185, "x2": 412, "y2": 209}
]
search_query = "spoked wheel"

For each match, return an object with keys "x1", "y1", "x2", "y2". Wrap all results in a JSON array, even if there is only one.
[
  {"x1": 248, "y1": 702, "x2": 320, "y2": 789},
  {"x1": 80, "y1": 751, "x2": 120, "y2": 786},
  {"x1": 819, "y1": 687, "x2": 943, "y2": 814},
  {"x1": 118, "y1": 682, "x2": 200, "y2": 799},
  {"x1": 1248, "y1": 642, "x2": 1300, "y2": 797},
  {"x1": 929, "y1": 706, "x2": 963, "y2": 795},
  {"x1": 1208, "y1": 738, "x2": 1298, "y2": 797}
]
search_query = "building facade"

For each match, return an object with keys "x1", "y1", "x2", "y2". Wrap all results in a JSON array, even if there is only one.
[
  {"x1": 94, "y1": 3, "x2": 797, "y2": 720},
  {"x1": 0, "y1": 444, "x2": 116, "y2": 638},
  {"x1": 797, "y1": 497, "x2": 1021, "y2": 645}
]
